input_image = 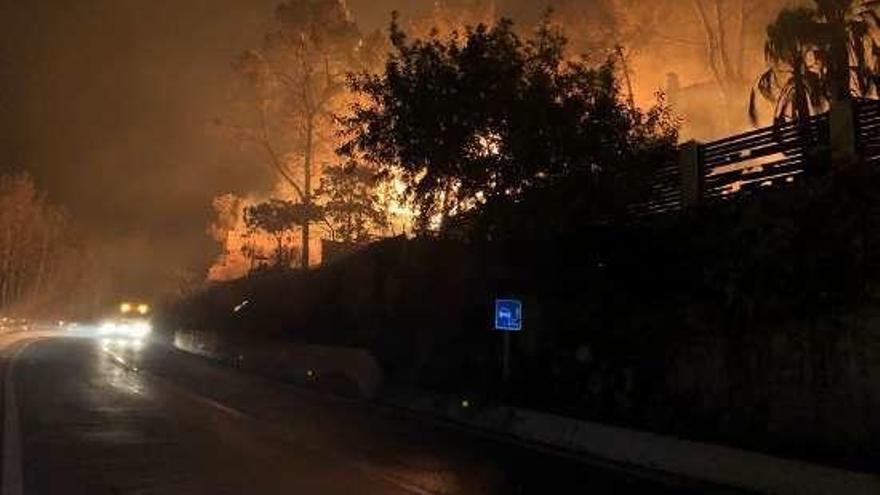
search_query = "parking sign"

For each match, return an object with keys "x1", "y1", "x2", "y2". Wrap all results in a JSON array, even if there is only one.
[{"x1": 495, "y1": 299, "x2": 522, "y2": 331}]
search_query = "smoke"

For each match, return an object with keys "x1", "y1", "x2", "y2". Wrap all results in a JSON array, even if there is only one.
[
  {"x1": 0, "y1": 0, "x2": 284, "y2": 298},
  {"x1": 0, "y1": 0, "x2": 791, "y2": 299}
]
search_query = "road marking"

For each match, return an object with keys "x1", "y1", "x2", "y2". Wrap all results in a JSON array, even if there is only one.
[
  {"x1": 170, "y1": 386, "x2": 248, "y2": 420},
  {"x1": 101, "y1": 347, "x2": 248, "y2": 420},
  {"x1": 2, "y1": 338, "x2": 41, "y2": 495}
]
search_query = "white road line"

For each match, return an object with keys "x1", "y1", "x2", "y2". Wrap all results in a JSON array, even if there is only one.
[
  {"x1": 102, "y1": 347, "x2": 248, "y2": 420},
  {"x1": 166, "y1": 384, "x2": 248, "y2": 420},
  {"x1": 2, "y1": 338, "x2": 40, "y2": 495}
]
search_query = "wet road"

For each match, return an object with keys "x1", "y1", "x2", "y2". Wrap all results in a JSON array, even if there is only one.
[{"x1": 4, "y1": 336, "x2": 721, "y2": 494}]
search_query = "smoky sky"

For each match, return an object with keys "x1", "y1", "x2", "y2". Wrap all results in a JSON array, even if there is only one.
[{"x1": 0, "y1": 0, "x2": 550, "y2": 298}]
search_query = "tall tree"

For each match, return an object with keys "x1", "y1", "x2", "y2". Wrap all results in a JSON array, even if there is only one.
[
  {"x1": 555, "y1": 0, "x2": 786, "y2": 131},
  {"x1": 0, "y1": 173, "x2": 88, "y2": 315},
  {"x1": 750, "y1": 0, "x2": 880, "y2": 123},
  {"x1": 814, "y1": 0, "x2": 880, "y2": 101},
  {"x1": 228, "y1": 0, "x2": 381, "y2": 269},
  {"x1": 749, "y1": 7, "x2": 825, "y2": 123}
]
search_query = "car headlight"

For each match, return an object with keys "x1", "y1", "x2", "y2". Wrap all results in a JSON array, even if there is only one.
[{"x1": 129, "y1": 322, "x2": 152, "y2": 338}]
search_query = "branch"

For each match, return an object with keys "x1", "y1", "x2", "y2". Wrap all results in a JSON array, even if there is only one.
[
  {"x1": 693, "y1": 0, "x2": 726, "y2": 90},
  {"x1": 257, "y1": 104, "x2": 306, "y2": 202},
  {"x1": 649, "y1": 31, "x2": 704, "y2": 46},
  {"x1": 713, "y1": 0, "x2": 735, "y2": 85}
]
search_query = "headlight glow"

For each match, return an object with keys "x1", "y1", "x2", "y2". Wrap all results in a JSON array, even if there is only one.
[{"x1": 129, "y1": 321, "x2": 152, "y2": 338}]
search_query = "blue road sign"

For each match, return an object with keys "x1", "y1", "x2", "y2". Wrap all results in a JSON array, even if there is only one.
[{"x1": 495, "y1": 299, "x2": 522, "y2": 331}]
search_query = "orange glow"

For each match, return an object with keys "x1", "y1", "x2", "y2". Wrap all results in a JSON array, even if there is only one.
[{"x1": 207, "y1": 192, "x2": 323, "y2": 282}]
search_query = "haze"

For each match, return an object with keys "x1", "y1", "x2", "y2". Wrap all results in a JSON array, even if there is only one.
[{"x1": 0, "y1": 0, "x2": 752, "y2": 298}]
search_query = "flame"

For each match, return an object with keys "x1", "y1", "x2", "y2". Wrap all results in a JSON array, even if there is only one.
[
  {"x1": 207, "y1": 173, "x2": 415, "y2": 281},
  {"x1": 207, "y1": 192, "x2": 323, "y2": 282}
]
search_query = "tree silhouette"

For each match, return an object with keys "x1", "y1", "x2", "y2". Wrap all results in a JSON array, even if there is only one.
[
  {"x1": 0, "y1": 173, "x2": 94, "y2": 315},
  {"x1": 341, "y1": 15, "x2": 677, "y2": 237},
  {"x1": 316, "y1": 161, "x2": 388, "y2": 243},
  {"x1": 227, "y1": 0, "x2": 383, "y2": 269},
  {"x1": 750, "y1": 0, "x2": 880, "y2": 123},
  {"x1": 749, "y1": 8, "x2": 826, "y2": 123},
  {"x1": 244, "y1": 199, "x2": 317, "y2": 268}
]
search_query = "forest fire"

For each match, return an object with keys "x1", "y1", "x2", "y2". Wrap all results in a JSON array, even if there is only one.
[
  {"x1": 7, "y1": 0, "x2": 880, "y2": 492},
  {"x1": 205, "y1": 0, "x2": 795, "y2": 281}
]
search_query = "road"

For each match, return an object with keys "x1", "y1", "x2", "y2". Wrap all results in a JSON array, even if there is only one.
[{"x1": 0, "y1": 333, "x2": 725, "y2": 494}]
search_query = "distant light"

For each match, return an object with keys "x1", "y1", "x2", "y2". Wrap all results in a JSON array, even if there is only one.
[
  {"x1": 461, "y1": 399, "x2": 470, "y2": 408},
  {"x1": 306, "y1": 369, "x2": 315, "y2": 378},
  {"x1": 233, "y1": 299, "x2": 250, "y2": 313},
  {"x1": 137, "y1": 304, "x2": 150, "y2": 315},
  {"x1": 120, "y1": 303, "x2": 132, "y2": 314}
]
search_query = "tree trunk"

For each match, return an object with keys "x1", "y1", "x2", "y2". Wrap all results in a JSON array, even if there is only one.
[
  {"x1": 828, "y1": 14, "x2": 850, "y2": 104},
  {"x1": 615, "y1": 45, "x2": 636, "y2": 109},
  {"x1": 302, "y1": 117, "x2": 314, "y2": 270},
  {"x1": 30, "y1": 227, "x2": 51, "y2": 308},
  {"x1": 1, "y1": 216, "x2": 14, "y2": 309}
]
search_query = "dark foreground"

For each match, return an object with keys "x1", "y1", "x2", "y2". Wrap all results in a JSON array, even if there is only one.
[{"x1": 9, "y1": 337, "x2": 727, "y2": 494}]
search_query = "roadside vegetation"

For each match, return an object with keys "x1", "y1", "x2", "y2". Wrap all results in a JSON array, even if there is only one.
[{"x1": 167, "y1": 0, "x2": 880, "y2": 472}]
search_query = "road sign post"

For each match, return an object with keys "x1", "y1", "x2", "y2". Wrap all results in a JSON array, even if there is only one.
[
  {"x1": 494, "y1": 299, "x2": 522, "y2": 385},
  {"x1": 502, "y1": 331, "x2": 511, "y2": 383}
]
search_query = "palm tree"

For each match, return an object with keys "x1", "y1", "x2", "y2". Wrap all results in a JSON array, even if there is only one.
[
  {"x1": 750, "y1": 0, "x2": 880, "y2": 124},
  {"x1": 750, "y1": 8, "x2": 826, "y2": 124},
  {"x1": 813, "y1": 0, "x2": 880, "y2": 101}
]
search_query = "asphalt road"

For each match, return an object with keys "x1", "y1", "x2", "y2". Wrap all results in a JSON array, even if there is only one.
[{"x1": 2, "y1": 335, "x2": 718, "y2": 494}]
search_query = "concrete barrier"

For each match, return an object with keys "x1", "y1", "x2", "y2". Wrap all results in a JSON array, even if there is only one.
[
  {"x1": 173, "y1": 329, "x2": 383, "y2": 398},
  {"x1": 172, "y1": 329, "x2": 880, "y2": 493},
  {"x1": 382, "y1": 389, "x2": 880, "y2": 495}
]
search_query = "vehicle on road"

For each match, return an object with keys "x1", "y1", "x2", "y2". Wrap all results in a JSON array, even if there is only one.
[{"x1": 98, "y1": 301, "x2": 152, "y2": 341}]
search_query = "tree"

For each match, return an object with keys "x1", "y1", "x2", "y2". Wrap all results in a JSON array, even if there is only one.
[
  {"x1": 749, "y1": 8, "x2": 825, "y2": 123},
  {"x1": 243, "y1": 199, "x2": 314, "y2": 268},
  {"x1": 316, "y1": 161, "x2": 387, "y2": 243},
  {"x1": 556, "y1": 0, "x2": 785, "y2": 127},
  {"x1": 750, "y1": 0, "x2": 880, "y2": 123},
  {"x1": 552, "y1": 1, "x2": 661, "y2": 105},
  {"x1": 228, "y1": 0, "x2": 381, "y2": 269},
  {"x1": 341, "y1": 16, "x2": 678, "y2": 237},
  {"x1": 691, "y1": 0, "x2": 770, "y2": 119},
  {"x1": 0, "y1": 173, "x2": 90, "y2": 315}
]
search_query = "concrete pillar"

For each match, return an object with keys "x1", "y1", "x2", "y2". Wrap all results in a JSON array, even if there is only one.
[
  {"x1": 829, "y1": 98, "x2": 858, "y2": 168},
  {"x1": 679, "y1": 140, "x2": 703, "y2": 208}
]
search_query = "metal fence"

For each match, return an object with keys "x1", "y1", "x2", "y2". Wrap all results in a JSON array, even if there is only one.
[
  {"x1": 630, "y1": 162, "x2": 683, "y2": 217},
  {"x1": 856, "y1": 98, "x2": 880, "y2": 166},
  {"x1": 635, "y1": 98, "x2": 880, "y2": 216},
  {"x1": 701, "y1": 113, "x2": 829, "y2": 201}
]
